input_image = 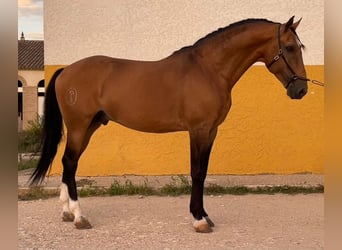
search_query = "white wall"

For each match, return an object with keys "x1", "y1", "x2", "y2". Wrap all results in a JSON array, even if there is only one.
[{"x1": 45, "y1": 0, "x2": 323, "y2": 65}]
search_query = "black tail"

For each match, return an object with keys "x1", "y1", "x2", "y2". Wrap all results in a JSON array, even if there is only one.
[{"x1": 29, "y1": 68, "x2": 65, "y2": 186}]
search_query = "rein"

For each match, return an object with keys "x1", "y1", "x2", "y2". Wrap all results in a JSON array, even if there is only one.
[{"x1": 266, "y1": 24, "x2": 325, "y2": 88}]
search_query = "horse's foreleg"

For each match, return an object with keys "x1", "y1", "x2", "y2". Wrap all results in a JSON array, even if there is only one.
[{"x1": 189, "y1": 127, "x2": 217, "y2": 233}]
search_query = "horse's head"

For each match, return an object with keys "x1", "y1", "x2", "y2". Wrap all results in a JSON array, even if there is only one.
[{"x1": 266, "y1": 16, "x2": 308, "y2": 99}]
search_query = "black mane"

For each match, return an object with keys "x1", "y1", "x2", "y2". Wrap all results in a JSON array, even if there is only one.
[{"x1": 173, "y1": 18, "x2": 278, "y2": 54}]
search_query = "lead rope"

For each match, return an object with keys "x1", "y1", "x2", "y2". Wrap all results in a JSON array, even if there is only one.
[{"x1": 310, "y1": 79, "x2": 325, "y2": 87}]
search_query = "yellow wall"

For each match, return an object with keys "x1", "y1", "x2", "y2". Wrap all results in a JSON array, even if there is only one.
[{"x1": 46, "y1": 64, "x2": 324, "y2": 176}]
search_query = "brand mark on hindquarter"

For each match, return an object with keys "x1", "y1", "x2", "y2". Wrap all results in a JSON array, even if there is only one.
[{"x1": 66, "y1": 88, "x2": 77, "y2": 105}]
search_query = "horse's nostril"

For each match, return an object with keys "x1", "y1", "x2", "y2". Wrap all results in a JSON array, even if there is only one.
[{"x1": 298, "y1": 88, "x2": 307, "y2": 98}]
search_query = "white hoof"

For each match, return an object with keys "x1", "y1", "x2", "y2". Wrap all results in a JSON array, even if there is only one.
[{"x1": 193, "y1": 217, "x2": 213, "y2": 233}]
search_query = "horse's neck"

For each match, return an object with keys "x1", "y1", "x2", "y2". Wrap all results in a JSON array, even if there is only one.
[{"x1": 195, "y1": 24, "x2": 275, "y2": 91}]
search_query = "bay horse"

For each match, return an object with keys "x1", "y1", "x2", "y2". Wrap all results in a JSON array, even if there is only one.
[{"x1": 30, "y1": 16, "x2": 308, "y2": 233}]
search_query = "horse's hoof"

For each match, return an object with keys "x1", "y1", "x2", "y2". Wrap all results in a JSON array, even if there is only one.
[
  {"x1": 74, "y1": 216, "x2": 92, "y2": 229},
  {"x1": 62, "y1": 211, "x2": 75, "y2": 222},
  {"x1": 204, "y1": 216, "x2": 215, "y2": 227},
  {"x1": 193, "y1": 218, "x2": 213, "y2": 233}
]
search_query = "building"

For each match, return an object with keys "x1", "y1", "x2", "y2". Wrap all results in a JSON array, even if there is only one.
[{"x1": 18, "y1": 32, "x2": 44, "y2": 131}]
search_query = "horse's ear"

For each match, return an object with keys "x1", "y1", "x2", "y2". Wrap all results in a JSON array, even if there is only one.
[
  {"x1": 291, "y1": 17, "x2": 302, "y2": 30},
  {"x1": 284, "y1": 16, "x2": 295, "y2": 31}
]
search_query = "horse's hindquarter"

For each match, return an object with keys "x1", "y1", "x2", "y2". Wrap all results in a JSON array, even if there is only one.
[{"x1": 55, "y1": 56, "x2": 116, "y2": 127}]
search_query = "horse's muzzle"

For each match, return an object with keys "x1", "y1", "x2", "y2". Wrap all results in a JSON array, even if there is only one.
[{"x1": 287, "y1": 81, "x2": 308, "y2": 99}]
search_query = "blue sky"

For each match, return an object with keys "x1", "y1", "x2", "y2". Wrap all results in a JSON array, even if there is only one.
[{"x1": 18, "y1": 0, "x2": 44, "y2": 40}]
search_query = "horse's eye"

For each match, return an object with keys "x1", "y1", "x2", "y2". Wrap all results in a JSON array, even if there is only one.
[{"x1": 285, "y1": 45, "x2": 295, "y2": 52}]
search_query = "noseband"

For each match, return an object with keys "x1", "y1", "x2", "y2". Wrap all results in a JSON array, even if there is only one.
[{"x1": 266, "y1": 24, "x2": 310, "y2": 89}]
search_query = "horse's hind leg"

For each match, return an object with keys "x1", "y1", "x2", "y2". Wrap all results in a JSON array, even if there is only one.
[
  {"x1": 60, "y1": 113, "x2": 106, "y2": 229},
  {"x1": 60, "y1": 130, "x2": 92, "y2": 229}
]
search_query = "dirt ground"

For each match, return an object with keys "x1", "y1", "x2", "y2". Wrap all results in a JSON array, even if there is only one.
[{"x1": 18, "y1": 194, "x2": 323, "y2": 249}]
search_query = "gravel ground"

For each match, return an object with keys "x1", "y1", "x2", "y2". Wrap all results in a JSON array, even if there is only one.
[{"x1": 18, "y1": 194, "x2": 323, "y2": 250}]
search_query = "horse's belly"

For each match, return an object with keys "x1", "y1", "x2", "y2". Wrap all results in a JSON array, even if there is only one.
[
  {"x1": 104, "y1": 102, "x2": 186, "y2": 133},
  {"x1": 113, "y1": 115, "x2": 186, "y2": 133}
]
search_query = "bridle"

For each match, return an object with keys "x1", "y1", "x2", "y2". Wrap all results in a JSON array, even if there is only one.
[
  {"x1": 266, "y1": 24, "x2": 310, "y2": 89},
  {"x1": 266, "y1": 24, "x2": 324, "y2": 88}
]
